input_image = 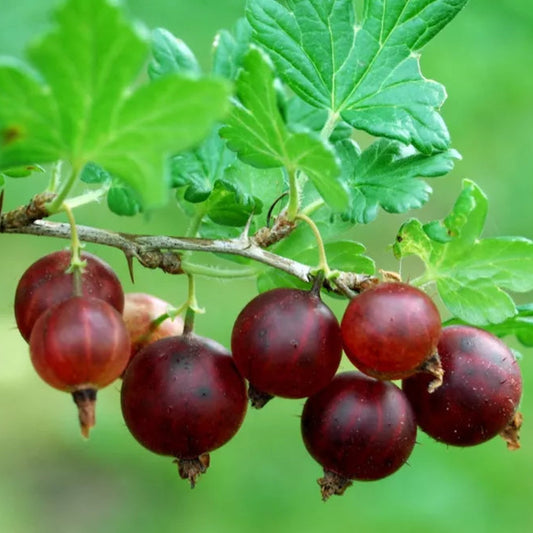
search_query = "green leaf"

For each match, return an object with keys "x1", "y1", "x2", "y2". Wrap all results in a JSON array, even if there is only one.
[
  {"x1": 0, "y1": 164, "x2": 45, "y2": 178},
  {"x1": 284, "y1": 96, "x2": 352, "y2": 142},
  {"x1": 0, "y1": 61, "x2": 63, "y2": 166},
  {"x1": 444, "y1": 304, "x2": 533, "y2": 348},
  {"x1": 149, "y1": 28, "x2": 201, "y2": 79},
  {"x1": 91, "y1": 74, "x2": 232, "y2": 207},
  {"x1": 247, "y1": 0, "x2": 468, "y2": 152},
  {"x1": 80, "y1": 162, "x2": 112, "y2": 184},
  {"x1": 107, "y1": 181, "x2": 143, "y2": 216},
  {"x1": 0, "y1": 0, "x2": 231, "y2": 208},
  {"x1": 393, "y1": 218, "x2": 433, "y2": 264},
  {"x1": 436, "y1": 277, "x2": 516, "y2": 325},
  {"x1": 27, "y1": 0, "x2": 150, "y2": 160},
  {"x1": 394, "y1": 180, "x2": 533, "y2": 325},
  {"x1": 220, "y1": 46, "x2": 348, "y2": 211},
  {"x1": 257, "y1": 239, "x2": 375, "y2": 293},
  {"x1": 212, "y1": 19, "x2": 252, "y2": 80},
  {"x1": 210, "y1": 162, "x2": 285, "y2": 227},
  {"x1": 171, "y1": 127, "x2": 236, "y2": 202},
  {"x1": 338, "y1": 139, "x2": 460, "y2": 224}
]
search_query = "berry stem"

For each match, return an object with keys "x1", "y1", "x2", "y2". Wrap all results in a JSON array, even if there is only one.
[
  {"x1": 182, "y1": 273, "x2": 203, "y2": 335},
  {"x1": 295, "y1": 213, "x2": 330, "y2": 277},
  {"x1": 62, "y1": 203, "x2": 85, "y2": 297}
]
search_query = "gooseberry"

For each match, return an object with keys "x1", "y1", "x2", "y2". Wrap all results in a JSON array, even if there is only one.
[
  {"x1": 231, "y1": 287, "x2": 342, "y2": 407},
  {"x1": 120, "y1": 334, "x2": 247, "y2": 486},
  {"x1": 301, "y1": 371, "x2": 417, "y2": 500},
  {"x1": 402, "y1": 325, "x2": 523, "y2": 447},
  {"x1": 341, "y1": 282, "x2": 441, "y2": 380},
  {"x1": 29, "y1": 296, "x2": 131, "y2": 437}
]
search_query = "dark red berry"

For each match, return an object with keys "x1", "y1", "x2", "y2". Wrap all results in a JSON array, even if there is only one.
[
  {"x1": 29, "y1": 296, "x2": 131, "y2": 437},
  {"x1": 122, "y1": 292, "x2": 183, "y2": 365},
  {"x1": 15, "y1": 250, "x2": 124, "y2": 341},
  {"x1": 341, "y1": 282, "x2": 441, "y2": 380},
  {"x1": 402, "y1": 325, "x2": 522, "y2": 447},
  {"x1": 301, "y1": 372, "x2": 417, "y2": 500},
  {"x1": 120, "y1": 334, "x2": 247, "y2": 486},
  {"x1": 231, "y1": 288, "x2": 342, "y2": 405}
]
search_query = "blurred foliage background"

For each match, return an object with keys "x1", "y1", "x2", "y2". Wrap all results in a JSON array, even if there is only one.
[{"x1": 1, "y1": 1, "x2": 533, "y2": 532}]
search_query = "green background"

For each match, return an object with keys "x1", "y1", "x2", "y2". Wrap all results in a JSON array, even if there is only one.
[{"x1": 1, "y1": 1, "x2": 533, "y2": 532}]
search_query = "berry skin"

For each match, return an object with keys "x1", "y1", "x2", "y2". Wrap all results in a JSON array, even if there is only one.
[
  {"x1": 29, "y1": 296, "x2": 131, "y2": 437},
  {"x1": 120, "y1": 334, "x2": 247, "y2": 486},
  {"x1": 402, "y1": 325, "x2": 522, "y2": 447},
  {"x1": 301, "y1": 372, "x2": 417, "y2": 500},
  {"x1": 15, "y1": 250, "x2": 124, "y2": 341},
  {"x1": 122, "y1": 292, "x2": 183, "y2": 364},
  {"x1": 341, "y1": 282, "x2": 441, "y2": 380},
  {"x1": 231, "y1": 288, "x2": 342, "y2": 406}
]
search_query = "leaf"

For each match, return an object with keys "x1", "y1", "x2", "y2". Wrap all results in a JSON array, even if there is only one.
[
  {"x1": 0, "y1": 164, "x2": 45, "y2": 178},
  {"x1": 444, "y1": 304, "x2": 533, "y2": 348},
  {"x1": 210, "y1": 162, "x2": 285, "y2": 227},
  {"x1": 394, "y1": 180, "x2": 533, "y2": 325},
  {"x1": 80, "y1": 162, "x2": 112, "y2": 184},
  {"x1": 257, "y1": 239, "x2": 375, "y2": 292},
  {"x1": 247, "y1": 0, "x2": 468, "y2": 152},
  {"x1": 0, "y1": 61, "x2": 64, "y2": 166},
  {"x1": 436, "y1": 277, "x2": 516, "y2": 325},
  {"x1": 220, "y1": 46, "x2": 348, "y2": 211},
  {"x1": 171, "y1": 127, "x2": 236, "y2": 202},
  {"x1": 0, "y1": 0, "x2": 230, "y2": 208},
  {"x1": 339, "y1": 139, "x2": 460, "y2": 224},
  {"x1": 89, "y1": 74, "x2": 232, "y2": 207},
  {"x1": 212, "y1": 18, "x2": 252, "y2": 80},
  {"x1": 148, "y1": 28, "x2": 201, "y2": 79},
  {"x1": 27, "y1": 0, "x2": 150, "y2": 159},
  {"x1": 284, "y1": 96, "x2": 352, "y2": 142},
  {"x1": 107, "y1": 181, "x2": 143, "y2": 216}
]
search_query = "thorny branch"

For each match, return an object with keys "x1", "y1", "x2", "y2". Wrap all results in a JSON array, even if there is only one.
[{"x1": 0, "y1": 194, "x2": 377, "y2": 296}]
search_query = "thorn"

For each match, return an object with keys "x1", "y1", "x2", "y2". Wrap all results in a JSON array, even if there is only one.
[
  {"x1": 239, "y1": 210, "x2": 255, "y2": 241},
  {"x1": 125, "y1": 252, "x2": 135, "y2": 283}
]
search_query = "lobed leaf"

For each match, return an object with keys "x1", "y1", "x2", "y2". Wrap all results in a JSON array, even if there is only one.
[
  {"x1": 247, "y1": 0, "x2": 468, "y2": 152},
  {"x1": 445, "y1": 304, "x2": 533, "y2": 348},
  {"x1": 220, "y1": 46, "x2": 348, "y2": 211},
  {"x1": 212, "y1": 19, "x2": 252, "y2": 80},
  {"x1": 338, "y1": 139, "x2": 460, "y2": 224},
  {"x1": 148, "y1": 28, "x2": 201, "y2": 79},
  {"x1": 0, "y1": 62, "x2": 63, "y2": 168},
  {"x1": 394, "y1": 180, "x2": 533, "y2": 325},
  {"x1": 1, "y1": 0, "x2": 231, "y2": 208}
]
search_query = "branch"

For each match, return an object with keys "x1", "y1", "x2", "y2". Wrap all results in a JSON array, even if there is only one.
[{"x1": 0, "y1": 195, "x2": 376, "y2": 295}]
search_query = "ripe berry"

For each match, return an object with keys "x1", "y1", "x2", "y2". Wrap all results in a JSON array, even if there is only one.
[
  {"x1": 341, "y1": 282, "x2": 441, "y2": 380},
  {"x1": 29, "y1": 296, "x2": 131, "y2": 437},
  {"x1": 231, "y1": 287, "x2": 342, "y2": 407},
  {"x1": 301, "y1": 372, "x2": 417, "y2": 500},
  {"x1": 402, "y1": 325, "x2": 523, "y2": 448},
  {"x1": 15, "y1": 250, "x2": 124, "y2": 341},
  {"x1": 122, "y1": 292, "x2": 183, "y2": 364},
  {"x1": 120, "y1": 334, "x2": 247, "y2": 486}
]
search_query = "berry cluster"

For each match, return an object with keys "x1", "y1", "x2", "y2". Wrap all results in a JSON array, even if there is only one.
[{"x1": 16, "y1": 251, "x2": 523, "y2": 497}]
